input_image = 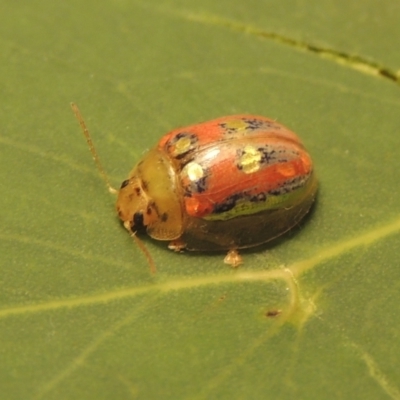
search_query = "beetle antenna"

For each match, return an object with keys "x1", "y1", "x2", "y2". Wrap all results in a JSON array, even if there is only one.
[
  {"x1": 71, "y1": 103, "x2": 118, "y2": 194},
  {"x1": 131, "y1": 233, "x2": 157, "y2": 274}
]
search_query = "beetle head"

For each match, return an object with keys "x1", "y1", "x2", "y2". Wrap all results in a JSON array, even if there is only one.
[{"x1": 116, "y1": 176, "x2": 158, "y2": 233}]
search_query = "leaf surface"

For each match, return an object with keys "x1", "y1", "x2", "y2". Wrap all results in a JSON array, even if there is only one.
[{"x1": 1, "y1": 1, "x2": 400, "y2": 399}]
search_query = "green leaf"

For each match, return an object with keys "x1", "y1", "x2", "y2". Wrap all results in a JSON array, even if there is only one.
[{"x1": 1, "y1": 1, "x2": 400, "y2": 399}]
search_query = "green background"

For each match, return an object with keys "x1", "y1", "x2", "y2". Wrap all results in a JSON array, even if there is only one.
[{"x1": 1, "y1": 1, "x2": 400, "y2": 399}]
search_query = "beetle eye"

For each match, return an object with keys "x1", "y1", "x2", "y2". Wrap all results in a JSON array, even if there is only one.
[
  {"x1": 120, "y1": 179, "x2": 130, "y2": 189},
  {"x1": 132, "y1": 212, "x2": 145, "y2": 231}
]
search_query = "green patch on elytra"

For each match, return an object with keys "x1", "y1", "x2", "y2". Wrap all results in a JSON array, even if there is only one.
[{"x1": 203, "y1": 183, "x2": 312, "y2": 221}]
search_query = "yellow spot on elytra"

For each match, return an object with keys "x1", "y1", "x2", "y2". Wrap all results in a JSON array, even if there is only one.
[
  {"x1": 174, "y1": 136, "x2": 192, "y2": 156},
  {"x1": 224, "y1": 119, "x2": 248, "y2": 131},
  {"x1": 239, "y1": 145, "x2": 261, "y2": 174},
  {"x1": 183, "y1": 162, "x2": 204, "y2": 181}
]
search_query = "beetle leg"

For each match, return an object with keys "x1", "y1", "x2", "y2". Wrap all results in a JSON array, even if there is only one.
[
  {"x1": 168, "y1": 239, "x2": 187, "y2": 252},
  {"x1": 224, "y1": 249, "x2": 242, "y2": 268}
]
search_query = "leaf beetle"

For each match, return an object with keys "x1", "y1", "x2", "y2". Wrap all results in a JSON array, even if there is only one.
[{"x1": 72, "y1": 104, "x2": 317, "y2": 269}]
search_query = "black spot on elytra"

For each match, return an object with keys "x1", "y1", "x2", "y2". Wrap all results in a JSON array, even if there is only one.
[
  {"x1": 193, "y1": 175, "x2": 208, "y2": 193},
  {"x1": 213, "y1": 190, "x2": 270, "y2": 214},
  {"x1": 268, "y1": 174, "x2": 309, "y2": 196},
  {"x1": 243, "y1": 118, "x2": 267, "y2": 130},
  {"x1": 247, "y1": 118, "x2": 283, "y2": 132},
  {"x1": 213, "y1": 193, "x2": 243, "y2": 213},
  {"x1": 259, "y1": 147, "x2": 277, "y2": 164},
  {"x1": 221, "y1": 118, "x2": 279, "y2": 135},
  {"x1": 269, "y1": 189, "x2": 283, "y2": 196},
  {"x1": 250, "y1": 192, "x2": 266, "y2": 202},
  {"x1": 219, "y1": 123, "x2": 237, "y2": 135},
  {"x1": 183, "y1": 167, "x2": 210, "y2": 195}
]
